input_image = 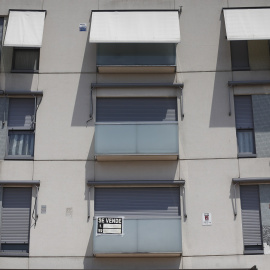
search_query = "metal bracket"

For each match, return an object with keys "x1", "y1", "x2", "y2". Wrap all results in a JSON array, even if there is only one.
[
  {"x1": 87, "y1": 87, "x2": 94, "y2": 124},
  {"x1": 87, "y1": 187, "x2": 91, "y2": 221},
  {"x1": 35, "y1": 185, "x2": 39, "y2": 221},
  {"x1": 182, "y1": 185, "x2": 187, "y2": 219},
  {"x1": 180, "y1": 86, "x2": 184, "y2": 119}
]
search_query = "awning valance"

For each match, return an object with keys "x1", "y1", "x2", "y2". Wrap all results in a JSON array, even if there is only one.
[
  {"x1": 223, "y1": 8, "x2": 270, "y2": 41},
  {"x1": 4, "y1": 10, "x2": 46, "y2": 47},
  {"x1": 89, "y1": 10, "x2": 180, "y2": 43}
]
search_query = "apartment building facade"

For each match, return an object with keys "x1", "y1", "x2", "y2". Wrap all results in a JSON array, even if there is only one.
[{"x1": 0, "y1": 0, "x2": 270, "y2": 269}]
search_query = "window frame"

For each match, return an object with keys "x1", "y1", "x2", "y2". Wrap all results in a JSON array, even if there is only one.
[
  {"x1": 0, "y1": 186, "x2": 32, "y2": 257},
  {"x1": 234, "y1": 95, "x2": 256, "y2": 158},
  {"x1": 239, "y1": 184, "x2": 264, "y2": 255},
  {"x1": 11, "y1": 47, "x2": 40, "y2": 73},
  {"x1": 5, "y1": 98, "x2": 36, "y2": 160}
]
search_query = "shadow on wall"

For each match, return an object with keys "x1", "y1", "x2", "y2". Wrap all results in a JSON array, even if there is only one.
[
  {"x1": 71, "y1": 12, "x2": 95, "y2": 128},
  {"x1": 1, "y1": 46, "x2": 37, "y2": 92},
  {"x1": 209, "y1": 11, "x2": 234, "y2": 128}
]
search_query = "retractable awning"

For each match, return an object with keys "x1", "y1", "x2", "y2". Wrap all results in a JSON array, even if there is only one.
[
  {"x1": 4, "y1": 10, "x2": 46, "y2": 47},
  {"x1": 89, "y1": 10, "x2": 180, "y2": 43},
  {"x1": 223, "y1": 8, "x2": 270, "y2": 40}
]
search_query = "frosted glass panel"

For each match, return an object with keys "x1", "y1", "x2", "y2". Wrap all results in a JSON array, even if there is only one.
[
  {"x1": 138, "y1": 219, "x2": 182, "y2": 253},
  {"x1": 95, "y1": 123, "x2": 179, "y2": 155},
  {"x1": 93, "y1": 218, "x2": 182, "y2": 254}
]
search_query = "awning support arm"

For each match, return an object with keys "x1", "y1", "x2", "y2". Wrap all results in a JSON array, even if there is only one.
[
  {"x1": 228, "y1": 85, "x2": 232, "y2": 116},
  {"x1": 234, "y1": 183, "x2": 237, "y2": 217},
  {"x1": 87, "y1": 187, "x2": 91, "y2": 221},
  {"x1": 87, "y1": 86, "x2": 94, "y2": 124},
  {"x1": 180, "y1": 85, "x2": 184, "y2": 119},
  {"x1": 2, "y1": 96, "x2": 7, "y2": 128},
  {"x1": 182, "y1": 184, "x2": 187, "y2": 219},
  {"x1": 31, "y1": 185, "x2": 39, "y2": 227},
  {"x1": 35, "y1": 185, "x2": 39, "y2": 221}
]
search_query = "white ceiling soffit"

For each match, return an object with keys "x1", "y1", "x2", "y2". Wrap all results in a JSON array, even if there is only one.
[
  {"x1": 4, "y1": 11, "x2": 46, "y2": 47},
  {"x1": 224, "y1": 8, "x2": 270, "y2": 41},
  {"x1": 89, "y1": 11, "x2": 180, "y2": 43}
]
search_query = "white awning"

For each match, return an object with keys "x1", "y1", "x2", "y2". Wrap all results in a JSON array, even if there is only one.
[
  {"x1": 89, "y1": 11, "x2": 180, "y2": 43},
  {"x1": 4, "y1": 10, "x2": 46, "y2": 47},
  {"x1": 224, "y1": 8, "x2": 270, "y2": 41}
]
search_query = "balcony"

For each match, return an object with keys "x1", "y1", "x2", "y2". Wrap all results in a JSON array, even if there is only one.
[
  {"x1": 95, "y1": 123, "x2": 179, "y2": 161},
  {"x1": 93, "y1": 218, "x2": 182, "y2": 257}
]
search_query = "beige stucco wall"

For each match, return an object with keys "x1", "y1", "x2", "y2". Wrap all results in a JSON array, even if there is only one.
[{"x1": 1, "y1": 0, "x2": 270, "y2": 269}]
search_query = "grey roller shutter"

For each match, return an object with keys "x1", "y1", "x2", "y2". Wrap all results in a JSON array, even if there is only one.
[
  {"x1": 234, "y1": 96, "x2": 254, "y2": 129},
  {"x1": 8, "y1": 98, "x2": 35, "y2": 128},
  {"x1": 95, "y1": 187, "x2": 180, "y2": 217},
  {"x1": 1, "y1": 188, "x2": 32, "y2": 244},
  {"x1": 96, "y1": 98, "x2": 177, "y2": 122},
  {"x1": 240, "y1": 185, "x2": 262, "y2": 247}
]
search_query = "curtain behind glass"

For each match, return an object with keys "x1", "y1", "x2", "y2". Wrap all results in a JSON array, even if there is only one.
[
  {"x1": 8, "y1": 131, "x2": 34, "y2": 156},
  {"x1": 13, "y1": 49, "x2": 39, "y2": 70},
  {"x1": 237, "y1": 130, "x2": 255, "y2": 154}
]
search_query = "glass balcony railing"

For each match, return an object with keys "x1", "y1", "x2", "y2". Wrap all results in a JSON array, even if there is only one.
[
  {"x1": 95, "y1": 123, "x2": 179, "y2": 157},
  {"x1": 93, "y1": 218, "x2": 182, "y2": 255},
  {"x1": 97, "y1": 43, "x2": 176, "y2": 66}
]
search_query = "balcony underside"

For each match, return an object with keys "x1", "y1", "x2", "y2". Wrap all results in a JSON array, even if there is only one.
[
  {"x1": 95, "y1": 154, "x2": 178, "y2": 161},
  {"x1": 97, "y1": 65, "x2": 176, "y2": 73},
  {"x1": 94, "y1": 252, "x2": 181, "y2": 257}
]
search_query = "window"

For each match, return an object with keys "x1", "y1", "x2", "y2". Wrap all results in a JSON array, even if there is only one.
[
  {"x1": 12, "y1": 48, "x2": 40, "y2": 72},
  {"x1": 224, "y1": 8, "x2": 270, "y2": 71},
  {"x1": 93, "y1": 186, "x2": 182, "y2": 255},
  {"x1": 230, "y1": 41, "x2": 249, "y2": 71},
  {"x1": 230, "y1": 40, "x2": 270, "y2": 71},
  {"x1": 3, "y1": 10, "x2": 46, "y2": 73},
  {"x1": 234, "y1": 96, "x2": 255, "y2": 156},
  {"x1": 95, "y1": 97, "x2": 179, "y2": 160},
  {"x1": 234, "y1": 95, "x2": 270, "y2": 158},
  {"x1": 240, "y1": 184, "x2": 270, "y2": 254},
  {"x1": 0, "y1": 187, "x2": 32, "y2": 256},
  {"x1": 6, "y1": 98, "x2": 35, "y2": 159}
]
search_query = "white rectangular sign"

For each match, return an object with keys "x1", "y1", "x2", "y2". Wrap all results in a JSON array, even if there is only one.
[
  {"x1": 202, "y1": 213, "x2": 212, "y2": 226},
  {"x1": 97, "y1": 217, "x2": 123, "y2": 234}
]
